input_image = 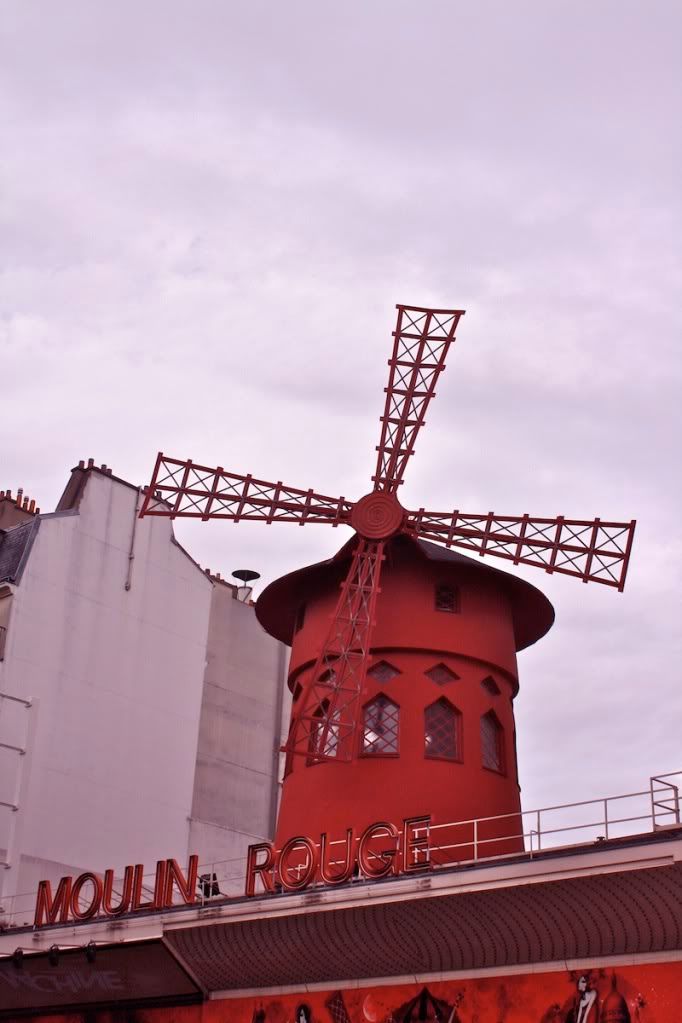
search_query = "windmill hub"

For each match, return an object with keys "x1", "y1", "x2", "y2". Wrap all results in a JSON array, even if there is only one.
[{"x1": 350, "y1": 491, "x2": 406, "y2": 540}]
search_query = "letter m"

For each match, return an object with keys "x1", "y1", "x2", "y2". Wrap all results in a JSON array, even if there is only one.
[{"x1": 34, "y1": 876, "x2": 73, "y2": 926}]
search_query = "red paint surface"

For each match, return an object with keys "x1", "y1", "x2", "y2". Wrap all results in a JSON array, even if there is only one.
[
  {"x1": 272, "y1": 538, "x2": 550, "y2": 858},
  {"x1": 25, "y1": 962, "x2": 682, "y2": 1021}
]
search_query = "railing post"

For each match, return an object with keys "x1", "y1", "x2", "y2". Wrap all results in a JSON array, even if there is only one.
[
  {"x1": 473, "y1": 819, "x2": 478, "y2": 861},
  {"x1": 536, "y1": 809, "x2": 542, "y2": 851},
  {"x1": 603, "y1": 798, "x2": 609, "y2": 840},
  {"x1": 650, "y1": 775, "x2": 657, "y2": 830}
]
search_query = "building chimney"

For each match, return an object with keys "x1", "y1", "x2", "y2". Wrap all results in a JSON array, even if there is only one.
[
  {"x1": 231, "y1": 569, "x2": 261, "y2": 603},
  {"x1": 0, "y1": 487, "x2": 40, "y2": 527}
]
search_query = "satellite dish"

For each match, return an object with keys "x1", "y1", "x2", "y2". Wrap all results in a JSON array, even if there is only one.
[{"x1": 232, "y1": 569, "x2": 261, "y2": 584}]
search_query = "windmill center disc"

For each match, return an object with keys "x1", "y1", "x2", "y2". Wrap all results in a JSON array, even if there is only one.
[{"x1": 351, "y1": 491, "x2": 405, "y2": 540}]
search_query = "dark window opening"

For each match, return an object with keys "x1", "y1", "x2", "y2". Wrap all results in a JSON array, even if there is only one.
[
  {"x1": 481, "y1": 675, "x2": 501, "y2": 696},
  {"x1": 481, "y1": 710, "x2": 504, "y2": 773},
  {"x1": 367, "y1": 659, "x2": 401, "y2": 684},
  {"x1": 425, "y1": 662, "x2": 460, "y2": 686},
  {"x1": 362, "y1": 694, "x2": 400, "y2": 755},
  {"x1": 424, "y1": 698, "x2": 462, "y2": 760},
  {"x1": 435, "y1": 583, "x2": 459, "y2": 613}
]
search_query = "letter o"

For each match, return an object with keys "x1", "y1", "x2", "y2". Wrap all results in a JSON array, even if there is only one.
[
  {"x1": 70, "y1": 872, "x2": 104, "y2": 921},
  {"x1": 277, "y1": 836, "x2": 319, "y2": 892}
]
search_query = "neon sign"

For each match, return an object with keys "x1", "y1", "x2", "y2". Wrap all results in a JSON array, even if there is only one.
[
  {"x1": 34, "y1": 856, "x2": 198, "y2": 927},
  {"x1": 245, "y1": 816, "x2": 431, "y2": 897}
]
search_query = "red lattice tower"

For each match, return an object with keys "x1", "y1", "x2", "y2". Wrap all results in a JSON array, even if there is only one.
[{"x1": 140, "y1": 304, "x2": 636, "y2": 764}]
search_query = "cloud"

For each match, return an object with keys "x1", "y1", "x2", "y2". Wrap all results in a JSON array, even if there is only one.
[{"x1": 1, "y1": 0, "x2": 680, "y2": 812}]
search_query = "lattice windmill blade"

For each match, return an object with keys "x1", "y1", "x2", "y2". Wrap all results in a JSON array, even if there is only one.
[
  {"x1": 373, "y1": 304, "x2": 465, "y2": 493},
  {"x1": 140, "y1": 453, "x2": 354, "y2": 525},
  {"x1": 139, "y1": 302, "x2": 635, "y2": 772},
  {"x1": 406, "y1": 509, "x2": 637, "y2": 591},
  {"x1": 282, "y1": 539, "x2": 385, "y2": 763}
]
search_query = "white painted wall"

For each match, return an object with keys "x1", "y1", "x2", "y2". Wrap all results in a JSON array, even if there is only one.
[
  {"x1": 189, "y1": 582, "x2": 291, "y2": 873},
  {"x1": 0, "y1": 470, "x2": 213, "y2": 905}
]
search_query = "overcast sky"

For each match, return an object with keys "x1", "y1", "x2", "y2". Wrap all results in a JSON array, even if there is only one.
[{"x1": 2, "y1": 2, "x2": 680, "y2": 814}]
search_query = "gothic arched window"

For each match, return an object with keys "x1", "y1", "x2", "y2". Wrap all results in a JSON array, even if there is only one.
[
  {"x1": 424, "y1": 698, "x2": 462, "y2": 761},
  {"x1": 362, "y1": 694, "x2": 400, "y2": 756},
  {"x1": 308, "y1": 702, "x2": 339, "y2": 761},
  {"x1": 481, "y1": 710, "x2": 504, "y2": 773}
]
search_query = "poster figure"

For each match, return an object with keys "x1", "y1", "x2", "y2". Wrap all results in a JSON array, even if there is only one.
[
  {"x1": 296, "y1": 1005, "x2": 313, "y2": 1023},
  {"x1": 566, "y1": 975, "x2": 599, "y2": 1023}
]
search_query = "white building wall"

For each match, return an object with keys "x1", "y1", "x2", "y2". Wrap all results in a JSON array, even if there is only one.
[
  {"x1": 0, "y1": 470, "x2": 213, "y2": 906},
  {"x1": 189, "y1": 583, "x2": 291, "y2": 872}
]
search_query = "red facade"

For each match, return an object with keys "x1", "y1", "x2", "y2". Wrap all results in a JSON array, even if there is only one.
[{"x1": 257, "y1": 534, "x2": 554, "y2": 861}]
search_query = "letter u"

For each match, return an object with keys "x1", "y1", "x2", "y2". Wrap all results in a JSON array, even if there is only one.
[
  {"x1": 319, "y1": 828, "x2": 355, "y2": 885},
  {"x1": 102, "y1": 866, "x2": 134, "y2": 916}
]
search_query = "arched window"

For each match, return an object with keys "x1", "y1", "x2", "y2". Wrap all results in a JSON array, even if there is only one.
[
  {"x1": 308, "y1": 702, "x2": 339, "y2": 761},
  {"x1": 362, "y1": 694, "x2": 399, "y2": 756},
  {"x1": 481, "y1": 710, "x2": 504, "y2": 773},
  {"x1": 424, "y1": 698, "x2": 462, "y2": 761},
  {"x1": 435, "y1": 582, "x2": 459, "y2": 613}
]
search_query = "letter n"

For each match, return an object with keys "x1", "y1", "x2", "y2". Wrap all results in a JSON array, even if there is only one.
[{"x1": 164, "y1": 855, "x2": 199, "y2": 906}]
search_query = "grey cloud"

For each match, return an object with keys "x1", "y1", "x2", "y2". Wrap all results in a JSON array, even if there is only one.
[{"x1": 1, "y1": 0, "x2": 680, "y2": 813}]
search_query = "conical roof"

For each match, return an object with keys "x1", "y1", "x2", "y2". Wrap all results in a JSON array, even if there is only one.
[{"x1": 256, "y1": 533, "x2": 554, "y2": 652}]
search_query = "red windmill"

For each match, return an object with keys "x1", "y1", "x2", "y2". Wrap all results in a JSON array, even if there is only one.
[{"x1": 140, "y1": 304, "x2": 636, "y2": 856}]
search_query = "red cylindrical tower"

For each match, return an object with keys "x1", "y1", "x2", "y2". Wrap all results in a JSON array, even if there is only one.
[{"x1": 257, "y1": 535, "x2": 554, "y2": 863}]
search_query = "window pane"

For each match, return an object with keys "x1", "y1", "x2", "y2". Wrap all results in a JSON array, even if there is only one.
[
  {"x1": 435, "y1": 584, "x2": 459, "y2": 613},
  {"x1": 367, "y1": 660, "x2": 401, "y2": 683},
  {"x1": 481, "y1": 712, "x2": 502, "y2": 772},
  {"x1": 481, "y1": 675, "x2": 501, "y2": 696},
  {"x1": 363, "y1": 695, "x2": 399, "y2": 755},
  {"x1": 309, "y1": 709, "x2": 340, "y2": 759},
  {"x1": 425, "y1": 662, "x2": 460, "y2": 685},
  {"x1": 425, "y1": 700, "x2": 460, "y2": 760}
]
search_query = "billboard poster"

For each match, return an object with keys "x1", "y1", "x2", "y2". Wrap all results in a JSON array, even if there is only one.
[{"x1": 16, "y1": 961, "x2": 682, "y2": 1022}]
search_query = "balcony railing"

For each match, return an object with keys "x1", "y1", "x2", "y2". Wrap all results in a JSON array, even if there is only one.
[{"x1": 0, "y1": 770, "x2": 679, "y2": 931}]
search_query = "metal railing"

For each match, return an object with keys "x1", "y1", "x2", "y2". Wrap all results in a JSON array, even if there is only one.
[{"x1": 0, "y1": 769, "x2": 679, "y2": 931}]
